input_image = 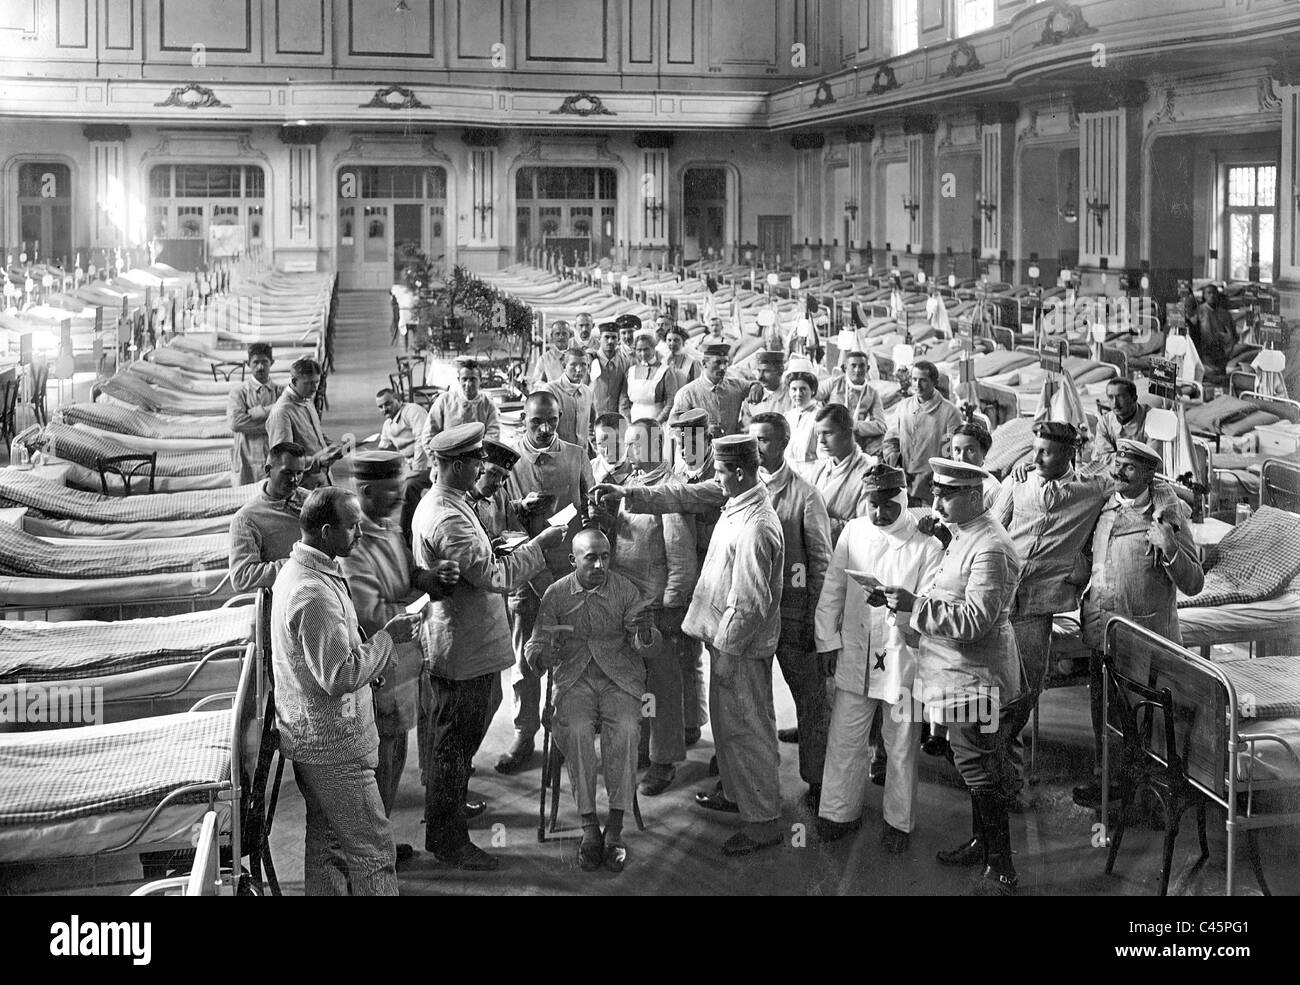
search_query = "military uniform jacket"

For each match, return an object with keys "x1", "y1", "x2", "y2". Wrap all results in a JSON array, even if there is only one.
[
  {"x1": 909, "y1": 511, "x2": 1023, "y2": 719},
  {"x1": 1081, "y1": 483, "x2": 1204, "y2": 650},
  {"x1": 412, "y1": 482, "x2": 548, "y2": 680}
]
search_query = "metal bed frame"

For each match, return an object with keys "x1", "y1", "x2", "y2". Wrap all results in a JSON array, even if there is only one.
[{"x1": 1101, "y1": 617, "x2": 1300, "y2": 895}]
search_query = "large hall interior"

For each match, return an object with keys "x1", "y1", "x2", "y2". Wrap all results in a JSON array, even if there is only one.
[{"x1": 1, "y1": 0, "x2": 1299, "y2": 900}]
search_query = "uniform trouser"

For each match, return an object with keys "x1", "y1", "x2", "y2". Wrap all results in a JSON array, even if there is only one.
[
  {"x1": 643, "y1": 608, "x2": 698, "y2": 766},
  {"x1": 508, "y1": 592, "x2": 542, "y2": 743},
  {"x1": 374, "y1": 719, "x2": 408, "y2": 818},
  {"x1": 293, "y1": 752, "x2": 398, "y2": 896},
  {"x1": 554, "y1": 662, "x2": 642, "y2": 814},
  {"x1": 774, "y1": 622, "x2": 829, "y2": 786},
  {"x1": 820, "y1": 689, "x2": 921, "y2": 832},
  {"x1": 422, "y1": 672, "x2": 494, "y2": 856},
  {"x1": 709, "y1": 645, "x2": 780, "y2": 825},
  {"x1": 400, "y1": 469, "x2": 432, "y2": 541},
  {"x1": 683, "y1": 637, "x2": 707, "y2": 731},
  {"x1": 1002, "y1": 614, "x2": 1055, "y2": 793},
  {"x1": 947, "y1": 716, "x2": 1012, "y2": 795}
]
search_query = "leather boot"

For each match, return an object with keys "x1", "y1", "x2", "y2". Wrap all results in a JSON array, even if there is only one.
[
  {"x1": 973, "y1": 790, "x2": 1018, "y2": 895},
  {"x1": 936, "y1": 793, "x2": 985, "y2": 867}
]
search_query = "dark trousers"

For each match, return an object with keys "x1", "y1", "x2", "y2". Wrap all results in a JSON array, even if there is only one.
[
  {"x1": 422, "y1": 671, "x2": 494, "y2": 856},
  {"x1": 1002, "y1": 614, "x2": 1054, "y2": 793},
  {"x1": 775, "y1": 621, "x2": 829, "y2": 787},
  {"x1": 401, "y1": 469, "x2": 432, "y2": 542},
  {"x1": 948, "y1": 715, "x2": 1012, "y2": 795}
]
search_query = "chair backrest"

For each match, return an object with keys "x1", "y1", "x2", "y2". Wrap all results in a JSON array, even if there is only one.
[
  {"x1": 1228, "y1": 370, "x2": 1257, "y2": 398},
  {"x1": 409, "y1": 384, "x2": 442, "y2": 410},
  {"x1": 1260, "y1": 457, "x2": 1300, "y2": 514},
  {"x1": 1107, "y1": 617, "x2": 1228, "y2": 797},
  {"x1": 1104, "y1": 658, "x2": 1181, "y2": 773},
  {"x1": 96, "y1": 452, "x2": 157, "y2": 496}
]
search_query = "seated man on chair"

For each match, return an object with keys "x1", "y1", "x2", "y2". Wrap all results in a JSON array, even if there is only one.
[{"x1": 525, "y1": 528, "x2": 659, "y2": 873}]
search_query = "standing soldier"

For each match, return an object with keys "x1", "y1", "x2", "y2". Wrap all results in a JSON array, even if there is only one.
[
  {"x1": 227, "y1": 342, "x2": 281, "y2": 487},
  {"x1": 884, "y1": 458, "x2": 1023, "y2": 894},
  {"x1": 1074, "y1": 439, "x2": 1204, "y2": 808}
]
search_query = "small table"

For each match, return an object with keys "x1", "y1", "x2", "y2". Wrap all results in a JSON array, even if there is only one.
[{"x1": 1191, "y1": 517, "x2": 1233, "y2": 554}]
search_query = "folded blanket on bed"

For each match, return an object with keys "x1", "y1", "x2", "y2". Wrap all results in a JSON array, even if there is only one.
[
  {"x1": 60, "y1": 402, "x2": 231, "y2": 439},
  {"x1": 1179, "y1": 505, "x2": 1300, "y2": 608},
  {"x1": 38, "y1": 423, "x2": 231, "y2": 477},
  {"x1": 0, "y1": 608, "x2": 253, "y2": 683},
  {"x1": 0, "y1": 470, "x2": 252, "y2": 521},
  {"x1": 0, "y1": 710, "x2": 231, "y2": 825},
  {"x1": 0, "y1": 524, "x2": 228, "y2": 578},
  {"x1": 1185, "y1": 395, "x2": 1282, "y2": 433},
  {"x1": 983, "y1": 417, "x2": 1035, "y2": 476},
  {"x1": 125, "y1": 361, "x2": 234, "y2": 396}
]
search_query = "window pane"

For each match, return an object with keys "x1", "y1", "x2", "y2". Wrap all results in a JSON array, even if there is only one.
[
  {"x1": 893, "y1": 0, "x2": 919, "y2": 55},
  {"x1": 598, "y1": 169, "x2": 617, "y2": 200},
  {"x1": 244, "y1": 167, "x2": 265, "y2": 198},
  {"x1": 1227, "y1": 167, "x2": 1255, "y2": 208},
  {"x1": 1256, "y1": 165, "x2": 1276, "y2": 208},
  {"x1": 517, "y1": 169, "x2": 534, "y2": 199},
  {"x1": 207, "y1": 166, "x2": 236, "y2": 198},
  {"x1": 1259, "y1": 214, "x2": 1275, "y2": 282},
  {"x1": 1228, "y1": 213, "x2": 1253, "y2": 281},
  {"x1": 149, "y1": 166, "x2": 172, "y2": 199}
]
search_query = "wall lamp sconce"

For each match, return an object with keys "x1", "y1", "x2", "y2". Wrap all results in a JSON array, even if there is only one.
[
  {"x1": 473, "y1": 202, "x2": 495, "y2": 220},
  {"x1": 1084, "y1": 188, "x2": 1109, "y2": 226},
  {"x1": 975, "y1": 194, "x2": 997, "y2": 220},
  {"x1": 290, "y1": 199, "x2": 312, "y2": 224},
  {"x1": 901, "y1": 194, "x2": 920, "y2": 220},
  {"x1": 843, "y1": 198, "x2": 859, "y2": 220}
]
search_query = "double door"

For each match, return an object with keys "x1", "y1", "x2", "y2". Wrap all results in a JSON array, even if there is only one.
[{"x1": 338, "y1": 201, "x2": 444, "y2": 290}]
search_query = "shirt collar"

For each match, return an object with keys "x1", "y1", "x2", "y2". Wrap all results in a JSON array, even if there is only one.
[
  {"x1": 434, "y1": 480, "x2": 476, "y2": 505},
  {"x1": 292, "y1": 541, "x2": 343, "y2": 575},
  {"x1": 759, "y1": 462, "x2": 790, "y2": 487},
  {"x1": 724, "y1": 482, "x2": 767, "y2": 513},
  {"x1": 1117, "y1": 487, "x2": 1153, "y2": 511},
  {"x1": 569, "y1": 576, "x2": 611, "y2": 598},
  {"x1": 829, "y1": 446, "x2": 862, "y2": 475}
]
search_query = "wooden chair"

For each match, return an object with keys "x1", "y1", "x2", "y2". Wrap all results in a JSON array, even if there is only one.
[
  {"x1": 537, "y1": 669, "x2": 645, "y2": 842},
  {"x1": 96, "y1": 452, "x2": 157, "y2": 496},
  {"x1": 1102, "y1": 658, "x2": 1210, "y2": 896},
  {"x1": 409, "y1": 384, "x2": 443, "y2": 410},
  {"x1": 0, "y1": 378, "x2": 19, "y2": 449},
  {"x1": 211, "y1": 361, "x2": 246, "y2": 383}
]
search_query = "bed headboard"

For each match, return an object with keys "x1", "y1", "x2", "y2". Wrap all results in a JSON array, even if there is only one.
[
  {"x1": 1106, "y1": 618, "x2": 1228, "y2": 799},
  {"x1": 1244, "y1": 390, "x2": 1300, "y2": 424},
  {"x1": 1260, "y1": 458, "x2": 1300, "y2": 515}
]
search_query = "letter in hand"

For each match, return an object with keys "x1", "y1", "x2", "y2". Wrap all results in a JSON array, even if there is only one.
[{"x1": 384, "y1": 613, "x2": 420, "y2": 645}]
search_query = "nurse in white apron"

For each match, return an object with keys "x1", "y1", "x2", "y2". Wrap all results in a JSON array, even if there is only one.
[
  {"x1": 626, "y1": 331, "x2": 679, "y2": 424},
  {"x1": 783, "y1": 369, "x2": 822, "y2": 482}
]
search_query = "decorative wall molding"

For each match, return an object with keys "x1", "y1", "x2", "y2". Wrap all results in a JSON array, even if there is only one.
[
  {"x1": 517, "y1": 132, "x2": 619, "y2": 161},
  {"x1": 82, "y1": 124, "x2": 131, "y2": 141},
  {"x1": 869, "y1": 63, "x2": 900, "y2": 96},
  {"x1": 551, "y1": 93, "x2": 615, "y2": 116},
  {"x1": 1148, "y1": 87, "x2": 1177, "y2": 130},
  {"x1": 810, "y1": 81, "x2": 836, "y2": 109},
  {"x1": 360, "y1": 85, "x2": 429, "y2": 110},
  {"x1": 940, "y1": 42, "x2": 983, "y2": 80},
  {"x1": 1260, "y1": 75, "x2": 1282, "y2": 113},
  {"x1": 138, "y1": 130, "x2": 269, "y2": 165},
  {"x1": 154, "y1": 84, "x2": 229, "y2": 110},
  {"x1": 845, "y1": 125, "x2": 874, "y2": 144},
  {"x1": 790, "y1": 132, "x2": 826, "y2": 150},
  {"x1": 1033, "y1": 2, "x2": 1096, "y2": 48}
]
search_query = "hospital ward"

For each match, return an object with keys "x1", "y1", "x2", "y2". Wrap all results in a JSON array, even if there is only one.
[{"x1": 1, "y1": 0, "x2": 1299, "y2": 906}]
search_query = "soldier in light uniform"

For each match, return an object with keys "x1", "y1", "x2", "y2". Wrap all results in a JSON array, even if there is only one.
[{"x1": 884, "y1": 458, "x2": 1024, "y2": 894}]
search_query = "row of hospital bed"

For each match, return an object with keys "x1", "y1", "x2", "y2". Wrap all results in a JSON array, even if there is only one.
[{"x1": 0, "y1": 591, "x2": 282, "y2": 896}]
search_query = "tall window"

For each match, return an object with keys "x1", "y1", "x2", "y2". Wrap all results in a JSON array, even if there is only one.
[
  {"x1": 148, "y1": 164, "x2": 266, "y2": 247},
  {"x1": 1224, "y1": 164, "x2": 1276, "y2": 282},
  {"x1": 955, "y1": 0, "x2": 994, "y2": 37},
  {"x1": 892, "y1": 0, "x2": 919, "y2": 55}
]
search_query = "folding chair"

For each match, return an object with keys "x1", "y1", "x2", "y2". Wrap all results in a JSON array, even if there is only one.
[
  {"x1": 96, "y1": 452, "x2": 157, "y2": 496},
  {"x1": 536, "y1": 668, "x2": 645, "y2": 842}
]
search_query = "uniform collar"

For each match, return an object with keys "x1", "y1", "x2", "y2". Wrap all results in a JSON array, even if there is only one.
[
  {"x1": 724, "y1": 482, "x2": 767, "y2": 513},
  {"x1": 760, "y1": 462, "x2": 791, "y2": 490},
  {"x1": 292, "y1": 541, "x2": 343, "y2": 576}
]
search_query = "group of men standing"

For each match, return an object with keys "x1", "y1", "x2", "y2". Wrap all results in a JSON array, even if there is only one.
[{"x1": 233, "y1": 304, "x2": 1204, "y2": 896}]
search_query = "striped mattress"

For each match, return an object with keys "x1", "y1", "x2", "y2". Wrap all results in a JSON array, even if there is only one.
[
  {"x1": 38, "y1": 423, "x2": 231, "y2": 477},
  {"x1": 0, "y1": 469, "x2": 253, "y2": 521},
  {"x1": 60, "y1": 402, "x2": 232, "y2": 439},
  {"x1": 0, "y1": 523, "x2": 228, "y2": 578}
]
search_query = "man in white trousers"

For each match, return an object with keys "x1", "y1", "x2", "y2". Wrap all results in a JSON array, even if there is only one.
[{"x1": 813, "y1": 463, "x2": 943, "y2": 851}]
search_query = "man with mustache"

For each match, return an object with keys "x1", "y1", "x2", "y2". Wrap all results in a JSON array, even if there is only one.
[
  {"x1": 227, "y1": 342, "x2": 281, "y2": 487},
  {"x1": 228, "y1": 441, "x2": 309, "y2": 591}
]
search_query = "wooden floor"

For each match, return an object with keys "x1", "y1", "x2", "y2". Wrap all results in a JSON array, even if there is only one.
[{"x1": 248, "y1": 291, "x2": 1300, "y2": 896}]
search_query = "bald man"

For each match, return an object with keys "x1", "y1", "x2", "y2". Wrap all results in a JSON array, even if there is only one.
[{"x1": 526, "y1": 528, "x2": 659, "y2": 873}]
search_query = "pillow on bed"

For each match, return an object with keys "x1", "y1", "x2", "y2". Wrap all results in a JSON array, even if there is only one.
[{"x1": 1221, "y1": 410, "x2": 1282, "y2": 436}]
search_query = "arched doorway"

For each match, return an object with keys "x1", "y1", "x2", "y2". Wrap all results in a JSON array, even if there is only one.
[
  {"x1": 336, "y1": 165, "x2": 448, "y2": 290},
  {"x1": 16, "y1": 162, "x2": 72, "y2": 264},
  {"x1": 682, "y1": 167, "x2": 727, "y2": 262}
]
